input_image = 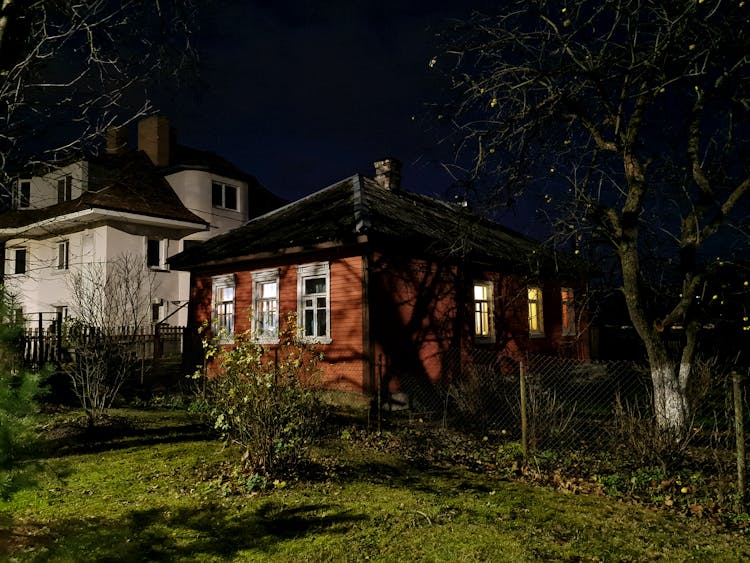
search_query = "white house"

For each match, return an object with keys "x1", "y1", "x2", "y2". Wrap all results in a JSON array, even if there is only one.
[{"x1": 0, "y1": 116, "x2": 283, "y2": 328}]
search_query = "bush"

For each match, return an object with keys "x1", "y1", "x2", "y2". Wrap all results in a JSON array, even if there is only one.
[{"x1": 199, "y1": 315, "x2": 325, "y2": 477}]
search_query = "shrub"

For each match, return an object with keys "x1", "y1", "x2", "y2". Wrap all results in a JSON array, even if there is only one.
[{"x1": 199, "y1": 314, "x2": 325, "y2": 477}]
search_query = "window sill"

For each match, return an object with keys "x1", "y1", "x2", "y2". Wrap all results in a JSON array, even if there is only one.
[
  {"x1": 529, "y1": 332, "x2": 546, "y2": 339},
  {"x1": 302, "y1": 337, "x2": 332, "y2": 345}
]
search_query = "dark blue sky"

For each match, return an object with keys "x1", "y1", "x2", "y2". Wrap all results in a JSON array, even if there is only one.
[{"x1": 157, "y1": 1, "x2": 506, "y2": 212}]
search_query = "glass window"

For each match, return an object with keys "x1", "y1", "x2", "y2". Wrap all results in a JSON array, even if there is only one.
[
  {"x1": 473, "y1": 282, "x2": 494, "y2": 342},
  {"x1": 298, "y1": 263, "x2": 330, "y2": 342},
  {"x1": 527, "y1": 286, "x2": 545, "y2": 336},
  {"x1": 561, "y1": 288, "x2": 576, "y2": 336},
  {"x1": 147, "y1": 239, "x2": 166, "y2": 268},
  {"x1": 212, "y1": 275, "x2": 236, "y2": 343},
  {"x1": 212, "y1": 181, "x2": 239, "y2": 211},
  {"x1": 14, "y1": 248, "x2": 26, "y2": 275},
  {"x1": 57, "y1": 240, "x2": 69, "y2": 270},
  {"x1": 252, "y1": 269, "x2": 280, "y2": 342},
  {"x1": 57, "y1": 175, "x2": 72, "y2": 203}
]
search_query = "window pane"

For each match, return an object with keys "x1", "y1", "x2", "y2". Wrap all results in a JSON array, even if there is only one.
[
  {"x1": 317, "y1": 309, "x2": 326, "y2": 337},
  {"x1": 15, "y1": 249, "x2": 26, "y2": 274},
  {"x1": 305, "y1": 309, "x2": 315, "y2": 336},
  {"x1": 147, "y1": 239, "x2": 160, "y2": 266},
  {"x1": 305, "y1": 277, "x2": 326, "y2": 295},
  {"x1": 224, "y1": 185, "x2": 237, "y2": 210},
  {"x1": 261, "y1": 281, "x2": 277, "y2": 299},
  {"x1": 212, "y1": 182, "x2": 222, "y2": 207}
]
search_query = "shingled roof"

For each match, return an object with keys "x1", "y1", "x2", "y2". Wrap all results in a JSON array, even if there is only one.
[
  {"x1": 169, "y1": 175, "x2": 573, "y2": 276},
  {"x1": 0, "y1": 152, "x2": 207, "y2": 235}
]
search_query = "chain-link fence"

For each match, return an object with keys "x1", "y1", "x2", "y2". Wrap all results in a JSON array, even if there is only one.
[{"x1": 392, "y1": 349, "x2": 746, "y2": 462}]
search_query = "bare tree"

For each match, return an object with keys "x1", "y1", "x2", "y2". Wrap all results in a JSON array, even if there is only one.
[
  {"x1": 436, "y1": 0, "x2": 750, "y2": 434},
  {"x1": 0, "y1": 0, "x2": 197, "y2": 196},
  {"x1": 63, "y1": 253, "x2": 156, "y2": 424}
]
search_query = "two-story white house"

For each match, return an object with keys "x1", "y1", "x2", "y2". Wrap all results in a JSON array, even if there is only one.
[{"x1": 0, "y1": 116, "x2": 284, "y2": 328}]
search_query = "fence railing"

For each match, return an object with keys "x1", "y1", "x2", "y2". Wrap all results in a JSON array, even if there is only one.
[{"x1": 21, "y1": 324, "x2": 186, "y2": 368}]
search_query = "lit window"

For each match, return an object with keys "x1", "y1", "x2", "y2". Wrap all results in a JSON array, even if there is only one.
[
  {"x1": 57, "y1": 240, "x2": 69, "y2": 270},
  {"x1": 561, "y1": 288, "x2": 576, "y2": 336},
  {"x1": 212, "y1": 181, "x2": 239, "y2": 211},
  {"x1": 473, "y1": 282, "x2": 495, "y2": 342},
  {"x1": 298, "y1": 263, "x2": 330, "y2": 342},
  {"x1": 13, "y1": 248, "x2": 27, "y2": 275},
  {"x1": 57, "y1": 175, "x2": 72, "y2": 203},
  {"x1": 14, "y1": 180, "x2": 30, "y2": 208},
  {"x1": 212, "y1": 274, "x2": 235, "y2": 343},
  {"x1": 527, "y1": 286, "x2": 544, "y2": 336},
  {"x1": 253, "y1": 269, "x2": 280, "y2": 342}
]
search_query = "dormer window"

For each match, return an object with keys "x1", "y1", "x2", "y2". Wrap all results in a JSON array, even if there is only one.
[{"x1": 212, "y1": 181, "x2": 238, "y2": 211}]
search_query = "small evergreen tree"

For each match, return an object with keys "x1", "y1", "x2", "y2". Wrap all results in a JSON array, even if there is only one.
[{"x1": 0, "y1": 290, "x2": 46, "y2": 499}]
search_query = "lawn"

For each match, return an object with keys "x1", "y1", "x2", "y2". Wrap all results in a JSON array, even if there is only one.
[{"x1": 2, "y1": 407, "x2": 749, "y2": 562}]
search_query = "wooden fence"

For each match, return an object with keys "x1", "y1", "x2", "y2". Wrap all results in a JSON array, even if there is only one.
[{"x1": 21, "y1": 324, "x2": 186, "y2": 368}]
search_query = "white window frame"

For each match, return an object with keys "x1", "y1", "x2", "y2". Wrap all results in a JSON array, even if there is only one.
[
  {"x1": 146, "y1": 238, "x2": 168, "y2": 270},
  {"x1": 212, "y1": 274, "x2": 236, "y2": 344},
  {"x1": 473, "y1": 281, "x2": 495, "y2": 343},
  {"x1": 57, "y1": 240, "x2": 69, "y2": 270},
  {"x1": 561, "y1": 287, "x2": 576, "y2": 336},
  {"x1": 252, "y1": 268, "x2": 280, "y2": 343},
  {"x1": 297, "y1": 262, "x2": 331, "y2": 343},
  {"x1": 212, "y1": 181, "x2": 239, "y2": 211},
  {"x1": 527, "y1": 285, "x2": 545, "y2": 337}
]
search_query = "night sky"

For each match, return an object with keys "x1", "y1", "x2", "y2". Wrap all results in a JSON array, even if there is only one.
[{"x1": 156, "y1": 1, "x2": 504, "y2": 217}]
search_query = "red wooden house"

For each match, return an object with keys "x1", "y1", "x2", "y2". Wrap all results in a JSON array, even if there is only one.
[{"x1": 169, "y1": 159, "x2": 588, "y2": 402}]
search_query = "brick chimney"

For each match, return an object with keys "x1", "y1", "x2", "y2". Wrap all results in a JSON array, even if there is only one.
[
  {"x1": 138, "y1": 115, "x2": 171, "y2": 167},
  {"x1": 373, "y1": 157, "x2": 401, "y2": 191},
  {"x1": 105, "y1": 126, "x2": 127, "y2": 154}
]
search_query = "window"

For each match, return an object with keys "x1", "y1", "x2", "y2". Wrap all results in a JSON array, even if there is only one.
[
  {"x1": 212, "y1": 274, "x2": 235, "y2": 343},
  {"x1": 14, "y1": 180, "x2": 30, "y2": 209},
  {"x1": 473, "y1": 282, "x2": 495, "y2": 342},
  {"x1": 298, "y1": 262, "x2": 330, "y2": 342},
  {"x1": 527, "y1": 286, "x2": 545, "y2": 336},
  {"x1": 13, "y1": 248, "x2": 27, "y2": 275},
  {"x1": 57, "y1": 240, "x2": 69, "y2": 270},
  {"x1": 561, "y1": 288, "x2": 576, "y2": 336},
  {"x1": 152, "y1": 303, "x2": 162, "y2": 323},
  {"x1": 253, "y1": 269, "x2": 279, "y2": 342},
  {"x1": 57, "y1": 175, "x2": 72, "y2": 203},
  {"x1": 146, "y1": 238, "x2": 167, "y2": 269},
  {"x1": 212, "y1": 181, "x2": 238, "y2": 210}
]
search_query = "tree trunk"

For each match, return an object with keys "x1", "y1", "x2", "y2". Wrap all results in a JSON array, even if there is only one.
[{"x1": 649, "y1": 351, "x2": 689, "y2": 435}]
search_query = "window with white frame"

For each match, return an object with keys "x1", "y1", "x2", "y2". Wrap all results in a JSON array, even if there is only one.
[
  {"x1": 212, "y1": 181, "x2": 238, "y2": 211},
  {"x1": 57, "y1": 240, "x2": 69, "y2": 270},
  {"x1": 57, "y1": 175, "x2": 72, "y2": 203},
  {"x1": 13, "y1": 248, "x2": 27, "y2": 275},
  {"x1": 212, "y1": 274, "x2": 236, "y2": 343},
  {"x1": 561, "y1": 288, "x2": 576, "y2": 336},
  {"x1": 473, "y1": 281, "x2": 495, "y2": 342},
  {"x1": 298, "y1": 262, "x2": 330, "y2": 342},
  {"x1": 527, "y1": 285, "x2": 545, "y2": 336},
  {"x1": 253, "y1": 269, "x2": 280, "y2": 342},
  {"x1": 146, "y1": 238, "x2": 167, "y2": 269}
]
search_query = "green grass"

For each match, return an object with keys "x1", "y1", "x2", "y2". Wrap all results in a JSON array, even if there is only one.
[{"x1": 2, "y1": 408, "x2": 749, "y2": 562}]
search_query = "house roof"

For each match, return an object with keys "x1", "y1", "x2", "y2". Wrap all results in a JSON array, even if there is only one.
[
  {"x1": 0, "y1": 152, "x2": 208, "y2": 237},
  {"x1": 169, "y1": 174, "x2": 576, "y2": 276}
]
